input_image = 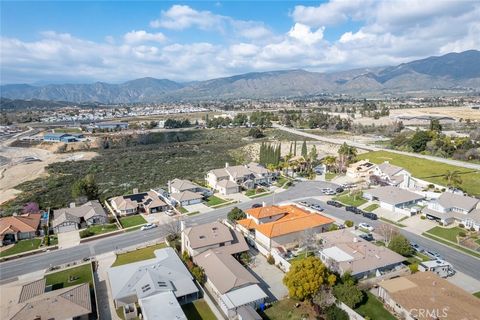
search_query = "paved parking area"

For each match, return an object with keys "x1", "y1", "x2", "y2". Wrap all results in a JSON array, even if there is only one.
[
  {"x1": 248, "y1": 251, "x2": 288, "y2": 301},
  {"x1": 57, "y1": 230, "x2": 80, "y2": 249}
]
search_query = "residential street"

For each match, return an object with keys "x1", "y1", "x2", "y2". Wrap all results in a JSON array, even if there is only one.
[{"x1": 1, "y1": 181, "x2": 479, "y2": 282}]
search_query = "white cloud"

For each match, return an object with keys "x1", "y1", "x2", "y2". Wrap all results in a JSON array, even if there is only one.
[
  {"x1": 288, "y1": 23, "x2": 324, "y2": 45},
  {"x1": 150, "y1": 5, "x2": 224, "y2": 30},
  {"x1": 124, "y1": 30, "x2": 166, "y2": 44}
]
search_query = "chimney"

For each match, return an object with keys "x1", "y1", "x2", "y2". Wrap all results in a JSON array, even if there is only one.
[
  {"x1": 225, "y1": 162, "x2": 229, "y2": 168},
  {"x1": 133, "y1": 188, "x2": 139, "y2": 194},
  {"x1": 262, "y1": 201, "x2": 266, "y2": 207},
  {"x1": 69, "y1": 202, "x2": 76, "y2": 208}
]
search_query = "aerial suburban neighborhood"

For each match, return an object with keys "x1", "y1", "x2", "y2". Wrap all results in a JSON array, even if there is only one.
[{"x1": 2, "y1": 1, "x2": 480, "y2": 320}]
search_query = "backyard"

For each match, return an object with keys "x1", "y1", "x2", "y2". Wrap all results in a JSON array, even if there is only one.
[
  {"x1": 112, "y1": 243, "x2": 166, "y2": 267},
  {"x1": 181, "y1": 299, "x2": 217, "y2": 320},
  {"x1": 357, "y1": 151, "x2": 480, "y2": 196},
  {"x1": 261, "y1": 298, "x2": 317, "y2": 320},
  {"x1": 333, "y1": 192, "x2": 367, "y2": 207},
  {"x1": 119, "y1": 215, "x2": 147, "y2": 228},
  {"x1": 354, "y1": 292, "x2": 396, "y2": 320},
  {"x1": 45, "y1": 263, "x2": 93, "y2": 289},
  {"x1": 0, "y1": 238, "x2": 42, "y2": 257}
]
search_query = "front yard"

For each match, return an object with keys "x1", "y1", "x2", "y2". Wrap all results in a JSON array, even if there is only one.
[
  {"x1": 112, "y1": 243, "x2": 166, "y2": 267},
  {"x1": 45, "y1": 263, "x2": 93, "y2": 289},
  {"x1": 333, "y1": 192, "x2": 367, "y2": 207},
  {"x1": 425, "y1": 226, "x2": 466, "y2": 242},
  {"x1": 80, "y1": 223, "x2": 119, "y2": 238},
  {"x1": 181, "y1": 299, "x2": 217, "y2": 320},
  {"x1": 261, "y1": 298, "x2": 317, "y2": 320},
  {"x1": 325, "y1": 172, "x2": 337, "y2": 181},
  {"x1": 205, "y1": 195, "x2": 227, "y2": 206},
  {"x1": 0, "y1": 238, "x2": 42, "y2": 257},
  {"x1": 354, "y1": 292, "x2": 396, "y2": 320},
  {"x1": 119, "y1": 215, "x2": 147, "y2": 228},
  {"x1": 363, "y1": 203, "x2": 379, "y2": 212}
]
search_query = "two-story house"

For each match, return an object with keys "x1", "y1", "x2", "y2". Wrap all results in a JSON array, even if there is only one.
[
  {"x1": 423, "y1": 192, "x2": 480, "y2": 230},
  {"x1": 371, "y1": 161, "x2": 416, "y2": 189}
]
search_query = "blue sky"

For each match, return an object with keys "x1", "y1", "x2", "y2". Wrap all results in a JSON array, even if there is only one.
[{"x1": 1, "y1": 0, "x2": 479, "y2": 84}]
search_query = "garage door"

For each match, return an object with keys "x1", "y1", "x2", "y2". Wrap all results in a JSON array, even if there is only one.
[{"x1": 58, "y1": 224, "x2": 77, "y2": 233}]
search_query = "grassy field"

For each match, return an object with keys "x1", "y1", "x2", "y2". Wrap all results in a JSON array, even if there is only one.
[
  {"x1": 181, "y1": 299, "x2": 217, "y2": 320},
  {"x1": 474, "y1": 292, "x2": 480, "y2": 299},
  {"x1": 262, "y1": 298, "x2": 317, "y2": 320},
  {"x1": 0, "y1": 238, "x2": 42, "y2": 257},
  {"x1": 363, "y1": 203, "x2": 379, "y2": 212},
  {"x1": 333, "y1": 193, "x2": 367, "y2": 207},
  {"x1": 355, "y1": 292, "x2": 396, "y2": 320},
  {"x1": 425, "y1": 226, "x2": 464, "y2": 243},
  {"x1": 205, "y1": 195, "x2": 227, "y2": 206},
  {"x1": 45, "y1": 263, "x2": 93, "y2": 289},
  {"x1": 112, "y1": 243, "x2": 166, "y2": 267},
  {"x1": 357, "y1": 151, "x2": 480, "y2": 196},
  {"x1": 119, "y1": 215, "x2": 147, "y2": 228},
  {"x1": 80, "y1": 224, "x2": 118, "y2": 238}
]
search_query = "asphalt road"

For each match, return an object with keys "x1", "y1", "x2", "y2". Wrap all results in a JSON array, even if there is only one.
[
  {"x1": 1, "y1": 180, "x2": 479, "y2": 281},
  {"x1": 273, "y1": 124, "x2": 480, "y2": 171}
]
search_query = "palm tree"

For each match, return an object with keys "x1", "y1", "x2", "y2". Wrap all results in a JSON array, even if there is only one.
[
  {"x1": 337, "y1": 143, "x2": 357, "y2": 173},
  {"x1": 322, "y1": 156, "x2": 337, "y2": 173},
  {"x1": 443, "y1": 170, "x2": 462, "y2": 188}
]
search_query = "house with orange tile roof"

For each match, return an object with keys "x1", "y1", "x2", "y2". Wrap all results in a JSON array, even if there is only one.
[
  {"x1": 0, "y1": 213, "x2": 41, "y2": 246},
  {"x1": 237, "y1": 204, "x2": 334, "y2": 250}
]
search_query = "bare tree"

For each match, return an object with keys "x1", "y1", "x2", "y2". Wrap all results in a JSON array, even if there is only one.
[
  {"x1": 377, "y1": 223, "x2": 399, "y2": 246},
  {"x1": 313, "y1": 285, "x2": 335, "y2": 313},
  {"x1": 159, "y1": 217, "x2": 183, "y2": 239},
  {"x1": 299, "y1": 228, "x2": 318, "y2": 255}
]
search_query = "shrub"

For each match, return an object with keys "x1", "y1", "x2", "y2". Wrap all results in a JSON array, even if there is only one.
[
  {"x1": 227, "y1": 207, "x2": 246, "y2": 222},
  {"x1": 333, "y1": 282, "x2": 363, "y2": 308},
  {"x1": 428, "y1": 184, "x2": 435, "y2": 189},
  {"x1": 409, "y1": 263, "x2": 419, "y2": 274},
  {"x1": 420, "y1": 215, "x2": 426, "y2": 220},
  {"x1": 388, "y1": 234, "x2": 414, "y2": 257},
  {"x1": 79, "y1": 229, "x2": 94, "y2": 238},
  {"x1": 459, "y1": 223, "x2": 465, "y2": 228},
  {"x1": 344, "y1": 220, "x2": 354, "y2": 228},
  {"x1": 328, "y1": 224, "x2": 339, "y2": 231},
  {"x1": 325, "y1": 305, "x2": 349, "y2": 320},
  {"x1": 471, "y1": 227, "x2": 476, "y2": 232},
  {"x1": 191, "y1": 266, "x2": 206, "y2": 284},
  {"x1": 458, "y1": 231, "x2": 466, "y2": 237},
  {"x1": 267, "y1": 254, "x2": 275, "y2": 265}
]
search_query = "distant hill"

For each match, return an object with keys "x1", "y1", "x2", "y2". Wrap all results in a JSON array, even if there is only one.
[{"x1": 1, "y1": 50, "x2": 479, "y2": 103}]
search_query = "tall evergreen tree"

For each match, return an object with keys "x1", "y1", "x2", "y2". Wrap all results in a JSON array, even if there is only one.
[
  {"x1": 301, "y1": 140, "x2": 308, "y2": 158},
  {"x1": 289, "y1": 142, "x2": 293, "y2": 155},
  {"x1": 294, "y1": 141, "x2": 297, "y2": 156}
]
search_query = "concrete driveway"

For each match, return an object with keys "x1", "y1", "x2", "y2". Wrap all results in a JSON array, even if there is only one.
[
  {"x1": 183, "y1": 203, "x2": 212, "y2": 214},
  {"x1": 402, "y1": 215, "x2": 438, "y2": 234},
  {"x1": 247, "y1": 250, "x2": 288, "y2": 301},
  {"x1": 57, "y1": 230, "x2": 80, "y2": 249},
  {"x1": 225, "y1": 192, "x2": 251, "y2": 203}
]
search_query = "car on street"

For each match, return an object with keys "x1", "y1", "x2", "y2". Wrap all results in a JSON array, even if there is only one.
[
  {"x1": 335, "y1": 187, "x2": 344, "y2": 193},
  {"x1": 362, "y1": 211, "x2": 378, "y2": 220},
  {"x1": 298, "y1": 201, "x2": 310, "y2": 207},
  {"x1": 251, "y1": 203, "x2": 262, "y2": 208},
  {"x1": 311, "y1": 204, "x2": 324, "y2": 211},
  {"x1": 346, "y1": 206, "x2": 362, "y2": 214},
  {"x1": 358, "y1": 222, "x2": 374, "y2": 232},
  {"x1": 327, "y1": 200, "x2": 343, "y2": 207},
  {"x1": 141, "y1": 223, "x2": 158, "y2": 231},
  {"x1": 324, "y1": 189, "x2": 336, "y2": 195},
  {"x1": 359, "y1": 233, "x2": 374, "y2": 241}
]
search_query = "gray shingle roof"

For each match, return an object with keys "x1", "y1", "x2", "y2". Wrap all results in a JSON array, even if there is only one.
[
  {"x1": 364, "y1": 186, "x2": 424, "y2": 205},
  {"x1": 436, "y1": 192, "x2": 479, "y2": 212}
]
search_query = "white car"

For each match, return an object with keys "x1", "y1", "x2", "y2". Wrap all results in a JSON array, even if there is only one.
[
  {"x1": 164, "y1": 210, "x2": 175, "y2": 216},
  {"x1": 141, "y1": 223, "x2": 157, "y2": 231},
  {"x1": 358, "y1": 223, "x2": 374, "y2": 232}
]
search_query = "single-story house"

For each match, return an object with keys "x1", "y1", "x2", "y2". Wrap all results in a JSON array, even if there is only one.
[
  {"x1": 377, "y1": 272, "x2": 480, "y2": 320},
  {"x1": 0, "y1": 213, "x2": 41, "y2": 246},
  {"x1": 318, "y1": 229, "x2": 406, "y2": 278},
  {"x1": 43, "y1": 132, "x2": 78, "y2": 143},
  {"x1": 363, "y1": 186, "x2": 424, "y2": 216},
  {"x1": 423, "y1": 192, "x2": 480, "y2": 230},
  {"x1": 111, "y1": 190, "x2": 169, "y2": 216},
  {"x1": 4, "y1": 278, "x2": 92, "y2": 320},
  {"x1": 182, "y1": 221, "x2": 249, "y2": 257},
  {"x1": 170, "y1": 190, "x2": 204, "y2": 206},
  {"x1": 237, "y1": 205, "x2": 334, "y2": 250},
  {"x1": 52, "y1": 200, "x2": 107, "y2": 233},
  {"x1": 108, "y1": 247, "x2": 198, "y2": 319}
]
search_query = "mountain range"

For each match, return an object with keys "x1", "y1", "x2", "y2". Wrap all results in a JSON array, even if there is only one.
[{"x1": 1, "y1": 50, "x2": 479, "y2": 103}]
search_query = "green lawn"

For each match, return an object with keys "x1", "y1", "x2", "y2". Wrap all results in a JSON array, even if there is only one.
[
  {"x1": 358, "y1": 150, "x2": 480, "y2": 196},
  {"x1": 181, "y1": 299, "x2": 216, "y2": 320},
  {"x1": 262, "y1": 298, "x2": 317, "y2": 320},
  {"x1": 206, "y1": 195, "x2": 227, "y2": 206},
  {"x1": 187, "y1": 211, "x2": 200, "y2": 216},
  {"x1": 289, "y1": 250, "x2": 314, "y2": 263},
  {"x1": 275, "y1": 176, "x2": 291, "y2": 188},
  {"x1": 355, "y1": 292, "x2": 396, "y2": 320},
  {"x1": 363, "y1": 203, "x2": 379, "y2": 212},
  {"x1": 45, "y1": 263, "x2": 93, "y2": 290},
  {"x1": 473, "y1": 292, "x2": 480, "y2": 299},
  {"x1": 0, "y1": 238, "x2": 42, "y2": 257},
  {"x1": 178, "y1": 206, "x2": 188, "y2": 214},
  {"x1": 325, "y1": 172, "x2": 337, "y2": 181},
  {"x1": 333, "y1": 193, "x2": 367, "y2": 207},
  {"x1": 379, "y1": 217, "x2": 407, "y2": 228},
  {"x1": 476, "y1": 239, "x2": 480, "y2": 246},
  {"x1": 80, "y1": 223, "x2": 118, "y2": 238},
  {"x1": 119, "y1": 215, "x2": 147, "y2": 228},
  {"x1": 425, "y1": 226, "x2": 464, "y2": 243},
  {"x1": 422, "y1": 233, "x2": 480, "y2": 258},
  {"x1": 112, "y1": 243, "x2": 166, "y2": 267}
]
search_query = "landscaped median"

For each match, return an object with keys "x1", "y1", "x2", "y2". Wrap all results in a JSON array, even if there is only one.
[{"x1": 423, "y1": 226, "x2": 480, "y2": 258}]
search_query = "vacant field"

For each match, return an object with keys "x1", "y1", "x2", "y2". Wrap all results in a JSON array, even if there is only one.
[
  {"x1": 181, "y1": 299, "x2": 217, "y2": 320},
  {"x1": 358, "y1": 151, "x2": 480, "y2": 196},
  {"x1": 112, "y1": 243, "x2": 166, "y2": 267},
  {"x1": 390, "y1": 106, "x2": 480, "y2": 121},
  {"x1": 0, "y1": 238, "x2": 41, "y2": 257}
]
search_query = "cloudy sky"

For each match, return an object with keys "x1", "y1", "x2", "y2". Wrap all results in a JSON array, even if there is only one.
[{"x1": 1, "y1": 0, "x2": 479, "y2": 84}]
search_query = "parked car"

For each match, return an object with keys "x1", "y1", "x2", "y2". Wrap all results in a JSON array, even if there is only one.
[
  {"x1": 411, "y1": 243, "x2": 422, "y2": 252},
  {"x1": 346, "y1": 206, "x2": 357, "y2": 213},
  {"x1": 327, "y1": 200, "x2": 343, "y2": 207},
  {"x1": 298, "y1": 201, "x2": 310, "y2": 207},
  {"x1": 362, "y1": 212, "x2": 378, "y2": 220},
  {"x1": 335, "y1": 187, "x2": 344, "y2": 193},
  {"x1": 324, "y1": 189, "x2": 336, "y2": 195},
  {"x1": 311, "y1": 204, "x2": 324, "y2": 211},
  {"x1": 164, "y1": 210, "x2": 175, "y2": 216},
  {"x1": 358, "y1": 222, "x2": 374, "y2": 232},
  {"x1": 251, "y1": 203, "x2": 262, "y2": 208},
  {"x1": 141, "y1": 223, "x2": 158, "y2": 231},
  {"x1": 359, "y1": 233, "x2": 374, "y2": 241}
]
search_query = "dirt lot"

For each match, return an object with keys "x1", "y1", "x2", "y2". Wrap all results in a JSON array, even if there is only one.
[
  {"x1": 0, "y1": 144, "x2": 97, "y2": 204},
  {"x1": 390, "y1": 106, "x2": 480, "y2": 121}
]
